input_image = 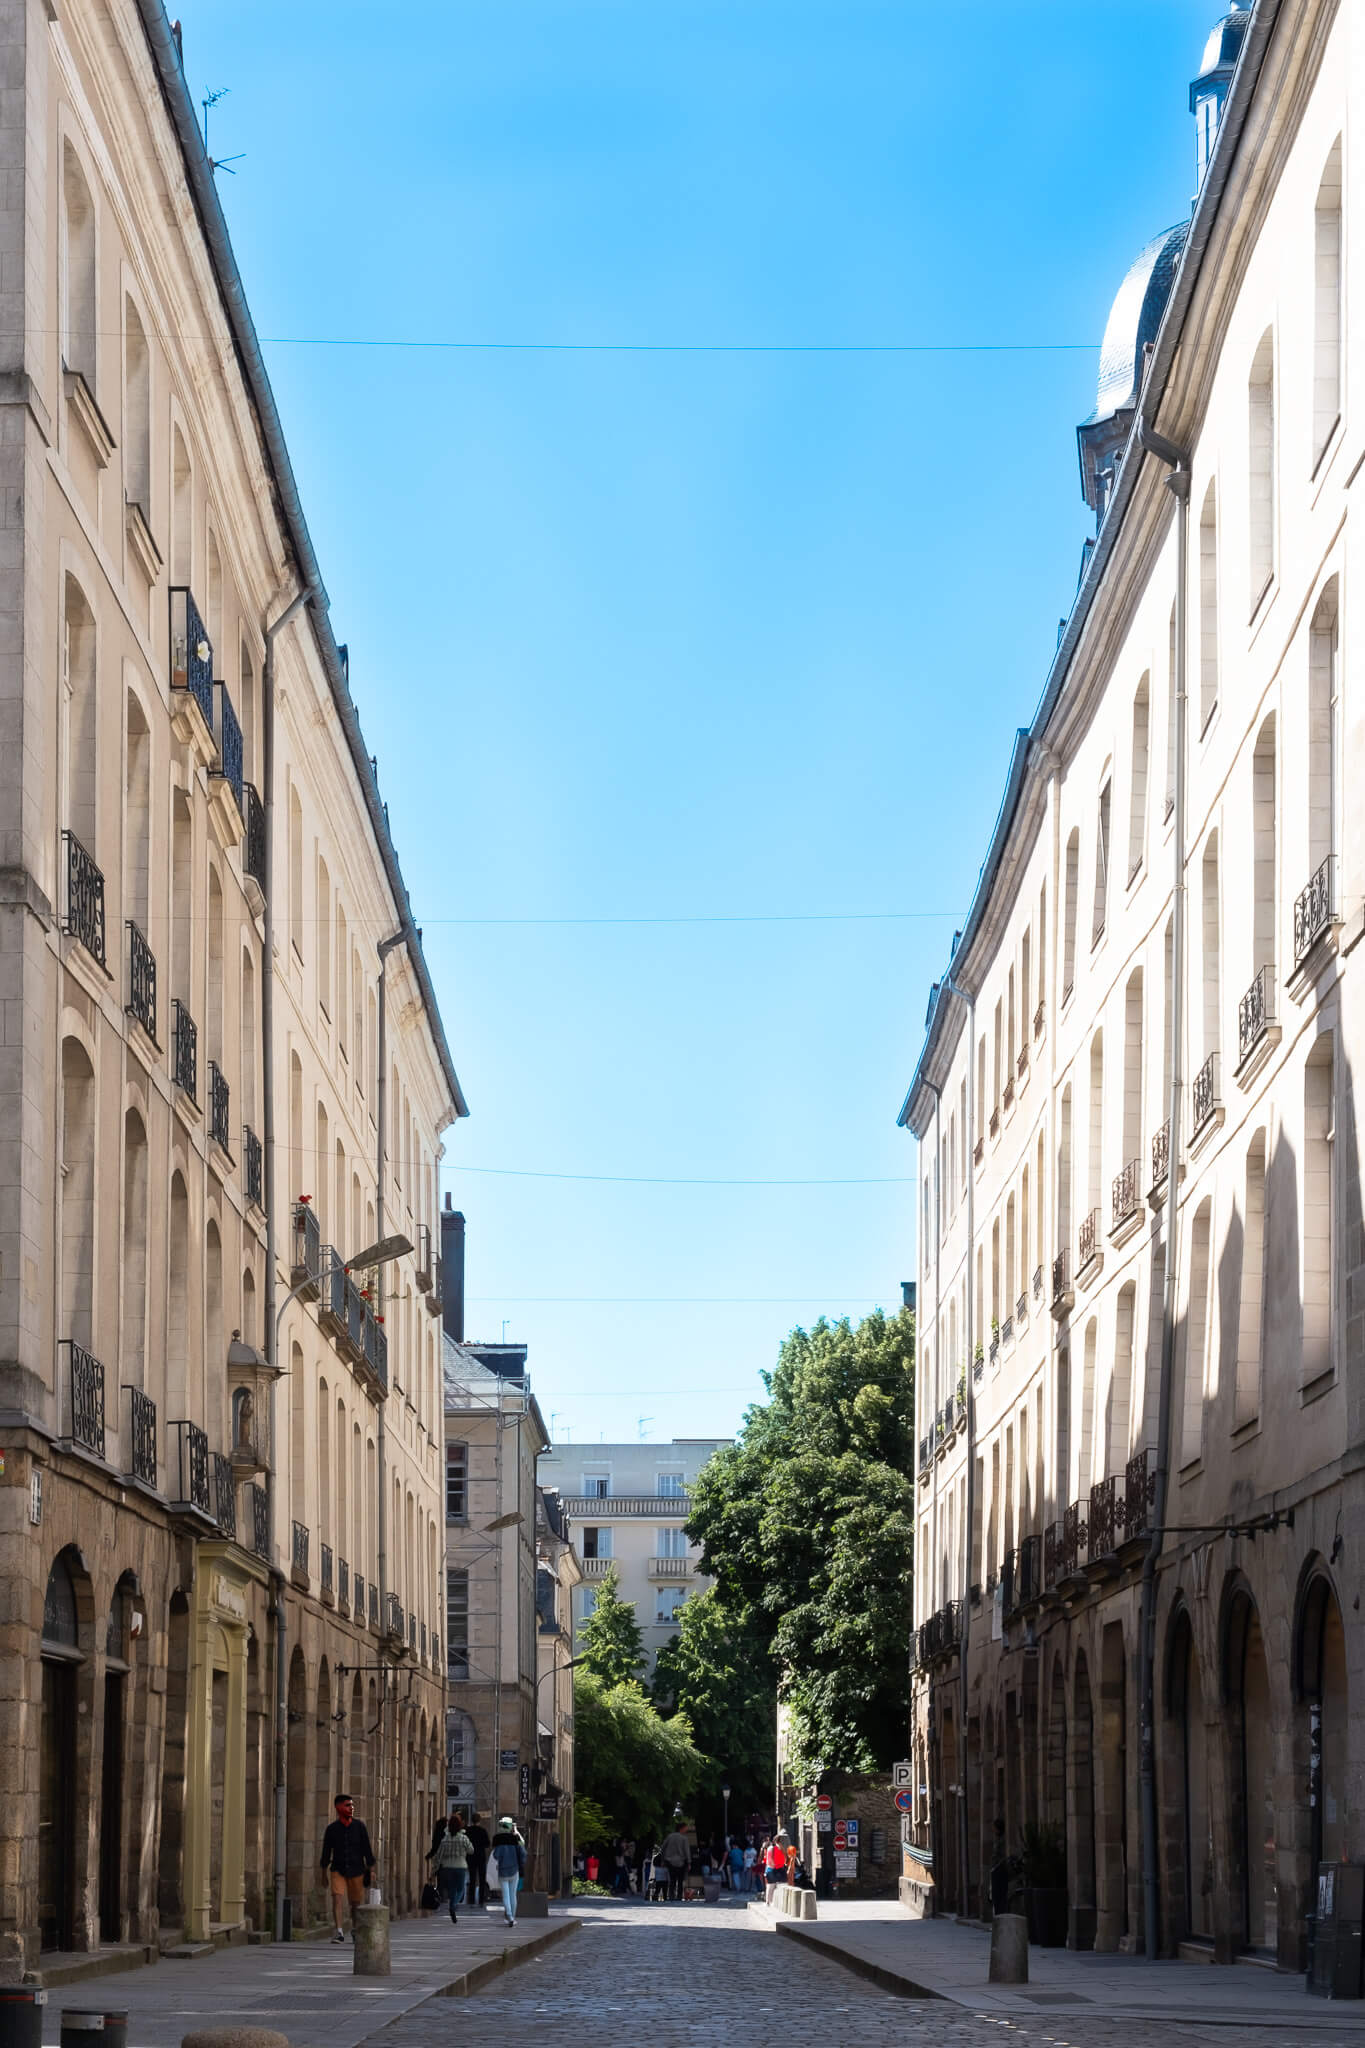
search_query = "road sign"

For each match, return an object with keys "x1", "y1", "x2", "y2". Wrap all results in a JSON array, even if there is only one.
[
  {"x1": 892, "y1": 1760, "x2": 913, "y2": 1788},
  {"x1": 834, "y1": 1851, "x2": 858, "y2": 1879},
  {"x1": 816, "y1": 1793, "x2": 832, "y2": 1811},
  {"x1": 500, "y1": 1748, "x2": 519, "y2": 1770},
  {"x1": 844, "y1": 1818, "x2": 859, "y2": 1842},
  {"x1": 519, "y1": 1763, "x2": 532, "y2": 1809},
  {"x1": 894, "y1": 1788, "x2": 915, "y2": 1813},
  {"x1": 537, "y1": 1794, "x2": 560, "y2": 1820}
]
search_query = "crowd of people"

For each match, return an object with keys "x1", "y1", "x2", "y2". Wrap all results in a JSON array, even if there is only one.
[
  {"x1": 425, "y1": 1807, "x2": 527, "y2": 1926},
  {"x1": 571, "y1": 1825, "x2": 811, "y2": 1901}
]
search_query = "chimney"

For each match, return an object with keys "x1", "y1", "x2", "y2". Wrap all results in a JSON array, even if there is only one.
[{"x1": 441, "y1": 1198, "x2": 466, "y2": 1343}]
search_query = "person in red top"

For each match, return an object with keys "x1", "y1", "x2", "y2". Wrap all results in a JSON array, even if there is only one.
[{"x1": 763, "y1": 1834, "x2": 787, "y2": 1893}]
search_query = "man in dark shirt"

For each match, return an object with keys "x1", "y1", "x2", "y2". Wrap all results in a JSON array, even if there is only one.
[
  {"x1": 465, "y1": 1813, "x2": 490, "y2": 1908},
  {"x1": 319, "y1": 1793, "x2": 375, "y2": 1942}
]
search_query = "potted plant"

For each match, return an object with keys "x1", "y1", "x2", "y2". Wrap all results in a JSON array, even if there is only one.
[{"x1": 1019, "y1": 1821, "x2": 1068, "y2": 1947}]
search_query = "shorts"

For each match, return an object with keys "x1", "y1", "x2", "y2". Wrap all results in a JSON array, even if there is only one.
[{"x1": 330, "y1": 1871, "x2": 366, "y2": 1904}]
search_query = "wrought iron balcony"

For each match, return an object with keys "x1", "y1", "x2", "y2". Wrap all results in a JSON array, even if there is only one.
[
  {"x1": 64, "y1": 1340, "x2": 105, "y2": 1457},
  {"x1": 124, "y1": 1385, "x2": 156, "y2": 1486},
  {"x1": 243, "y1": 1126, "x2": 263, "y2": 1208},
  {"x1": 169, "y1": 1419, "x2": 211, "y2": 1515},
  {"x1": 338, "y1": 1556, "x2": 350, "y2": 1610},
  {"x1": 1017, "y1": 1044, "x2": 1029, "y2": 1077},
  {"x1": 1294, "y1": 854, "x2": 1338, "y2": 964},
  {"x1": 212, "y1": 683, "x2": 244, "y2": 812},
  {"x1": 292, "y1": 1520, "x2": 310, "y2": 1576},
  {"x1": 1192, "y1": 1051, "x2": 1221, "y2": 1136},
  {"x1": 1000, "y1": 1315, "x2": 1013, "y2": 1346},
  {"x1": 988, "y1": 1106, "x2": 1001, "y2": 1139},
  {"x1": 213, "y1": 1451, "x2": 237, "y2": 1538},
  {"x1": 1061, "y1": 1499, "x2": 1087, "y2": 1576},
  {"x1": 421, "y1": 1620, "x2": 428, "y2": 1661},
  {"x1": 317, "y1": 1244, "x2": 347, "y2": 1333},
  {"x1": 345, "y1": 1276, "x2": 368, "y2": 1361},
  {"x1": 415, "y1": 1222, "x2": 433, "y2": 1290},
  {"x1": 1033, "y1": 1000, "x2": 1045, "y2": 1041},
  {"x1": 1017, "y1": 1532, "x2": 1042, "y2": 1605},
  {"x1": 125, "y1": 921, "x2": 156, "y2": 1040},
  {"x1": 1078, "y1": 1207, "x2": 1100, "y2": 1273},
  {"x1": 1238, "y1": 964, "x2": 1276, "y2": 1066},
  {"x1": 251, "y1": 1482, "x2": 270, "y2": 1559},
  {"x1": 1112, "y1": 1157, "x2": 1141, "y2": 1231},
  {"x1": 1123, "y1": 1449, "x2": 1154, "y2": 1541},
  {"x1": 62, "y1": 830, "x2": 106, "y2": 967},
  {"x1": 172, "y1": 999, "x2": 197, "y2": 1102},
  {"x1": 988, "y1": 1336, "x2": 999, "y2": 1367},
  {"x1": 291, "y1": 1203, "x2": 321, "y2": 1294},
  {"x1": 1151, "y1": 1118, "x2": 1170, "y2": 1188},
  {"x1": 208, "y1": 1060, "x2": 231, "y2": 1151},
  {"x1": 918, "y1": 1432, "x2": 933, "y2": 1471},
  {"x1": 1032, "y1": 1263, "x2": 1043, "y2": 1300},
  {"x1": 169, "y1": 586, "x2": 213, "y2": 731},
  {"x1": 364, "y1": 1313, "x2": 389, "y2": 1395},
  {"x1": 385, "y1": 1592, "x2": 403, "y2": 1640},
  {"x1": 321, "y1": 1543, "x2": 334, "y2": 1595},
  {"x1": 1051, "y1": 1248, "x2": 1073, "y2": 1312},
  {"x1": 1016, "y1": 1290, "x2": 1028, "y2": 1324},
  {"x1": 243, "y1": 782, "x2": 266, "y2": 891},
  {"x1": 408, "y1": 1611, "x2": 418, "y2": 1651},
  {"x1": 354, "y1": 1570, "x2": 365, "y2": 1621},
  {"x1": 368, "y1": 1582, "x2": 380, "y2": 1628},
  {"x1": 1087, "y1": 1474, "x2": 1117, "y2": 1557}
]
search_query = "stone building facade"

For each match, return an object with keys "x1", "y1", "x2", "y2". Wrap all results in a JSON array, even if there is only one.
[
  {"x1": 0, "y1": 0, "x2": 462, "y2": 1973},
  {"x1": 901, "y1": 0, "x2": 1360, "y2": 1968}
]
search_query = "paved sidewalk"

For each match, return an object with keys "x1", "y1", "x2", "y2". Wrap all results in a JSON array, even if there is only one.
[
  {"x1": 35, "y1": 1908, "x2": 579, "y2": 2048},
  {"x1": 756, "y1": 1900, "x2": 1365, "y2": 2031}
]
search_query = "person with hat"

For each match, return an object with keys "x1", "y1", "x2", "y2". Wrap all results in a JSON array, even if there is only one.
[
  {"x1": 319, "y1": 1793, "x2": 375, "y2": 1942},
  {"x1": 486, "y1": 1816, "x2": 527, "y2": 1925}
]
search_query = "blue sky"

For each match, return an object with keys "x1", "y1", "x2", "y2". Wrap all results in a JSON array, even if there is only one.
[{"x1": 184, "y1": 0, "x2": 1222, "y2": 1446}]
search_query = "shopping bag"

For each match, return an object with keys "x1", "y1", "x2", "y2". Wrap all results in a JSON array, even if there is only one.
[
  {"x1": 366, "y1": 1885, "x2": 382, "y2": 1906},
  {"x1": 420, "y1": 1882, "x2": 439, "y2": 1911}
]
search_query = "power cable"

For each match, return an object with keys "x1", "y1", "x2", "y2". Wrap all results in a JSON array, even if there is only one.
[{"x1": 448, "y1": 1165, "x2": 912, "y2": 1186}]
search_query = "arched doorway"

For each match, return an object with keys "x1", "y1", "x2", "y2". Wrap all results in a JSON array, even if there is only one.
[
  {"x1": 1096, "y1": 1620, "x2": 1129, "y2": 1950},
  {"x1": 1225, "y1": 1587, "x2": 1276, "y2": 1955},
  {"x1": 158, "y1": 1591, "x2": 190, "y2": 1925},
  {"x1": 287, "y1": 1648, "x2": 309, "y2": 1919},
  {"x1": 1070, "y1": 1652, "x2": 1097, "y2": 1950},
  {"x1": 40, "y1": 1554, "x2": 82, "y2": 1951},
  {"x1": 99, "y1": 1579, "x2": 136, "y2": 1942},
  {"x1": 1169, "y1": 1609, "x2": 1212, "y2": 1941},
  {"x1": 1045, "y1": 1658, "x2": 1067, "y2": 1837},
  {"x1": 1298, "y1": 1570, "x2": 1349, "y2": 1964},
  {"x1": 316, "y1": 1662, "x2": 333, "y2": 1926}
]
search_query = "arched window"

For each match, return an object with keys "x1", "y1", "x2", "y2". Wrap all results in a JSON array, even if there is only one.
[
  {"x1": 1313, "y1": 140, "x2": 1343, "y2": 465},
  {"x1": 1091, "y1": 781, "x2": 1111, "y2": 944},
  {"x1": 61, "y1": 143, "x2": 96, "y2": 386},
  {"x1": 1085, "y1": 1030, "x2": 1103, "y2": 1241},
  {"x1": 62, "y1": 575, "x2": 97, "y2": 859},
  {"x1": 1180, "y1": 1199, "x2": 1212, "y2": 1466},
  {"x1": 1062, "y1": 829, "x2": 1079, "y2": 999},
  {"x1": 206, "y1": 1221, "x2": 223, "y2": 1382},
  {"x1": 167, "y1": 1170, "x2": 189, "y2": 1418},
  {"x1": 1236, "y1": 1131, "x2": 1267, "y2": 1426},
  {"x1": 43, "y1": 1553, "x2": 80, "y2": 1649},
  {"x1": 1306, "y1": 579, "x2": 1340, "y2": 924},
  {"x1": 124, "y1": 296, "x2": 150, "y2": 519},
  {"x1": 288, "y1": 785, "x2": 303, "y2": 957},
  {"x1": 1109, "y1": 1282, "x2": 1135, "y2": 1474},
  {"x1": 1127, "y1": 674, "x2": 1149, "y2": 882},
  {"x1": 1201, "y1": 835, "x2": 1221, "y2": 1067},
  {"x1": 1303, "y1": 1035, "x2": 1335, "y2": 1388},
  {"x1": 207, "y1": 867, "x2": 224, "y2": 1067},
  {"x1": 317, "y1": 857, "x2": 331, "y2": 1017},
  {"x1": 240, "y1": 950, "x2": 257, "y2": 1131},
  {"x1": 1248, "y1": 330, "x2": 1275, "y2": 607},
  {"x1": 124, "y1": 691, "x2": 151, "y2": 941},
  {"x1": 289, "y1": 1052, "x2": 303, "y2": 1202},
  {"x1": 122, "y1": 1109, "x2": 148, "y2": 1387},
  {"x1": 1199, "y1": 482, "x2": 1219, "y2": 730},
  {"x1": 1165, "y1": 602, "x2": 1178, "y2": 818},
  {"x1": 171, "y1": 789, "x2": 191, "y2": 1007},
  {"x1": 60, "y1": 1038, "x2": 96, "y2": 1353},
  {"x1": 1251, "y1": 716, "x2": 1277, "y2": 996},
  {"x1": 171, "y1": 426, "x2": 192, "y2": 587},
  {"x1": 315, "y1": 1102, "x2": 329, "y2": 1238}
]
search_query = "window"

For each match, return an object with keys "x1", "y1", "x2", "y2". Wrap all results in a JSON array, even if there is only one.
[
  {"x1": 1165, "y1": 603, "x2": 1178, "y2": 818},
  {"x1": 1063, "y1": 830, "x2": 1079, "y2": 997},
  {"x1": 61, "y1": 142, "x2": 96, "y2": 386},
  {"x1": 1201, "y1": 837, "x2": 1220, "y2": 1064},
  {"x1": 1236, "y1": 1133, "x2": 1267, "y2": 1426},
  {"x1": 657, "y1": 1526, "x2": 688, "y2": 1558},
  {"x1": 1092, "y1": 782, "x2": 1111, "y2": 943},
  {"x1": 579, "y1": 1589, "x2": 598, "y2": 1622},
  {"x1": 581, "y1": 1526, "x2": 612, "y2": 1560},
  {"x1": 171, "y1": 426, "x2": 192, "y2": 587},
  {"x1": 124, "y1": 296, "x2": 150, "y2": 518},
  {"x1": 446, "y1": 1708, "x2": 476, "y2": 1805},
  {"x1": 445, "y1": 1442, "x2": 468, "y2": 1520},
  {"x1": 446, "y1": 1566, "x2": 469, "y2": 1677},
  {"x1": 288, "y1": 784, "x2": 303, "y2": 958},
  {"x1": 1199, "y1": 482, "x2": 1219, "y2": 730},
  {"x1": 62, "y1": 574, "x2": 97, "y2": 857},
  {"x1": 656, "y1": 1587, "x2": 687, "y2": 1626},
  {"x1": 1252, "y1": 716, "x2": 1276, "y2": 981},
  {"x1": 1122, "y1": 971, "x2": 1143, "y2": 1174},
  {"x1": 317, "y1": 857, "x2": 331, "y2": 1015},
  {"x1": 1248, "y1": 330, "x2": 1275, "y2": 607},
  {"x1": 1313, "y1": 141, "x2": 1343, "y2": 465},
  {"x1": 1109, "y1": 1284, "x2": 1135, "y2": 1474},
  {"x1": 582, "y1": 1473, "x2": 610, "y2": 1499},
  {"x1": 1308, "y1": 580, "x2": 1340, "y2": 882},
  {"x1": 1128, "y1": 674, "x2": 1149, "y2": 881},
  {"x1": 1179, "y1": 1201, "x2": 1212, "y2": 1466},
  {"x1": 1303, "y1": 1037, "x2": 1335, "y2": 1387}
]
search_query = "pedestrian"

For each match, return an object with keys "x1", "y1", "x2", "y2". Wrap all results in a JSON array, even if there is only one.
[
  {"x1": 487, "y1": 1815, "x2": 527, "y2": 1925},
  {"x1": 658, "y1": 1819, "x2": 691, "y2": 1901},
  {"x1": 729, "y1": 1838, "x2": 745, "y2": 1893},
  {"x1": 431, "y1": 1808, "x2": 474, "y2": 1923},
  {"x1": 318, "y1": 1792, "x2": 375, "y2": 1943},
  {"x1": 613, "y1": 1840, "x2": 632, "y2": 1895},
  {"x1": 742, "y1": 1839, "x2": 757, "y2": 1893},
  {"x1": 763, "y1": 1832, "x2": 788, "y2": 1895},
  {"x1": 465, "y1": 1812, "x2": 490, "y2": 1907}
]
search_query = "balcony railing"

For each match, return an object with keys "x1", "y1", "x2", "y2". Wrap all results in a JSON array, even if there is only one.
[
  {"x1": 208, "y1": 1061, "x2": 231, "y2": 1151},
  {"x1": 385, "y1": 1592, "x2": 404, "y2": 1640},
  {"x1": 973, "y1": 1137, "x2": 984, "y2": 1166},
  {"x1": 321, "y1": 1542, "x2": 334, "y2": 1595},
  {"x1": 172, "y1": 999, "x2": 198, "y2": 1102},
  {"x1": 1294, "y1": 854, "x2": 1337, "y2": 964},
  {"x1": 126, "y1": 921, "x2": 156, "y2": 1040},
  {"x1": 243, "y1": 1126, "x2": 263, "y2": 1208},
  {"x1": 345, "y1": 1276, "x2": 367, "y2": 1360},
  {"x1": 1051, "y1": 1248, "x2": 1073, "y2": 1312},
  {"x1": 64, "y1": 1340, "x2": 105, "y2": 1457},
  {"x1": 169, "y1": 586, "x2": 213, "y2": 731},
  {"x1": 291, "y1": 1203, "x2": 322, "y2": 1294},
  {"x1": 213, "y1": 1452, "x2": 237, "y2": 1538},
  {"x1": 1016, "y1": 1290, "x2": 1028, "y2": 1324},
  {"x1": 1151, "y1": 1118, "x2": 1170, "y2": 1188},
  {"x1": 353, "y1": 1570, "x2": 365, "y2": 1620},
  {"x1": 318, "y1": 1245, "x2": 347, "y2": 1334},
  {"x1": 409, "y1": 1611, "x2": 418, "y2": 1651},
  {"x1": 62, "y1": 830, "x2": 106, "y2": 967},
  {"x1": 169, "y1": 1419, "x2": 211, "y2": 1515},
  {"x1": 1032, "y1": 1263, "x2": 1044, "y2": 1300},
  {"x1": 368, "y1": 1582, "x2": 380, "y2": 1628},
  {"x1": 561, "y1": 1492, "x2": 694, "y2": 1516},
  {"x1": 1123, "y1": 1449, "x2": 1154, "y2": 1541},
  {"x1": 988, "y1": 1337, "x2": 999, "y2": 1367},
  {"x1": 212, "y1": 683, "x2": 244, "y2": 812},
  {"x1": 1017, "y1": 1044, "x2": 1029, "y2": 1078},
  {"x1": 432, "y1": 1631, "x2": 440, "y2": 1668},
  {"x1": 364, "y1": 1314, "x2": 388, "y2": 1395},
  {"x1": 1087, "y1": 1474, "x2": 1117, "y2": 1556},
  {"x1": 918, "y1": 1432, "x2": 933, "y2": 1471},
  {"x1": 989, "y1": 1107, "x2": 1001, "y2": 1139},
  {"x1": 1238, "y1": 964, "x2": 1276, "y2": 1066},
  {"x1": 292, "y1": 1520, "x2": 310, "y2": 1576},
  {"x1": 648, "y1": 1556, "x2": 692, "y2": 1579},
  {"x1": 1017, "y1": 1533, "x2": 1042, "y2": 1606},
  {"x1": 1078, "y1": 1207, "x2": 1100, "y2": 1273},
  {"x1": 1033, "y1": 1000, "x2": 1045, "y2": 1041},
  {"x1": 421, "y1": 1620, "x2": 428, "y2": 1661},
  {"x1": 338, "y1": 1556, "x2": 350, "y2": 1610},
  {"x1": 243, "y1": 782, "x2": 266, "y2": 891},
  {"x1": 915, "y1": 1600, "x2": 963, "y2": 1668},
  {"x1": 1112, "y1": 1158, "x2": 1140, "y2": 1231},
  {"x1": 124, "y1": 1385, "x2": 156, "y2": 1486},
  {"x1": 251, "y1": 1483, "x2": 270, "y2": 1559},
  {"x1": 415, "y1": 1223, "x2": 433, "y2": 1290},
  {"x1": 1061, "y1": 1500, "x2": 1087, "y2": 1575},
  {"x1": 1192, "y1": 1051, "x2": 1221, "y2": 1136},
  {"x1": 1000, "y1": 1315, "x2": 1013, "y2": 1346}
]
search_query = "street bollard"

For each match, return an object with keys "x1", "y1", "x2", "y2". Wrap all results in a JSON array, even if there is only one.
[
  {"x1": 988, "y1": 1912, "x2": 1029, "y2": 1984},
  {"x1": 64, "y1": 2014, "x2": 126, "y2": 2048},
  {"x1": 182, "y1": 2031, "x2": 290, "y2": 2048},
  {"x1": 0, "y1": 1987, "x2": 47, "y2": 2048},
  {"x1": 352, "y1": 1903, "x2": 391, "y2": 1977},
  {"x1": 60, "y1": 2012, "x2": 104, "y2": 2048}
]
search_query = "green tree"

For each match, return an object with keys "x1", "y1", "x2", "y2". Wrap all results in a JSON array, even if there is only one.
[
  {"x1": 573, "y1": 1671, "x2": 703, "y2": 1844},
  {"x1": 687, "y1": 1304, "x2": 915, "y2": 1785},
  {"x1": 653, "y1": 1588, "x2": 776, "y2": 1818},
  {"x1": 577, "y1": 1563, "x2": 645, "y2": 1687}
]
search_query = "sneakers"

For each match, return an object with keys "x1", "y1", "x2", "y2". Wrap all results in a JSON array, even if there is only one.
[{"x1": 331, "y1": 1929, "x2": 346, "y2": 1944}]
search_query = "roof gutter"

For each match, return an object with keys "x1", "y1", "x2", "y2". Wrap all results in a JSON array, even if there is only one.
[{"x1": 133, "y1": 0, "x2": 468, "y2": 1124}]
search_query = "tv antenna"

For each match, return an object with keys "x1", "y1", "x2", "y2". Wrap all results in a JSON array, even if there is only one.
[
  {"x1": 637, "y1": 1415, "x2": 654, "y2": 1440},
  {"x1": 201, "y1": 86, "x2": 243, "y2": 176}
]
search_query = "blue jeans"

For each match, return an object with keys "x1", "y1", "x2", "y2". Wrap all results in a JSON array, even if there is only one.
[
  {"x1": 500, "y1": 1875, "x2": 518, "y2": 1922},
  {"x1": 438, "y1": 1867, "x2": 467, "y2": 1919}
]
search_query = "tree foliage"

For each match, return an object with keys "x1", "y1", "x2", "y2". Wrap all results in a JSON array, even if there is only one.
[
  {"x1": 652, "y1": 1588, "x2": 776, "y2": 1816},
  {"x1": 576, "y1": 1562, "x2": 644, "y2": 1687},
  {"x1": 686, "y1": 1305, "x2": 915, "y2": 1786},
  {"x1": 572, "y1": 1671, "x2": 703, "y2": 1844}
]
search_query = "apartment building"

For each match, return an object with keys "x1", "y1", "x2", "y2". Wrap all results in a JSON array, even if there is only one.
[
  {"x1": 901, "y1": 0, "x2": 1359, "y2": 1968},
  {"x1": 538, "y1": 1439, "x2": 727, "y2": 1675},
  {"x1": 536, "y1": 1487, "x2": 583, "y2": 1894},
  {"x1": 2, "y1": 0, "x2": 461, "y2": 1972}
]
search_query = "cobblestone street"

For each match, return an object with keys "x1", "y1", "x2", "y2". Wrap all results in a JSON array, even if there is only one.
[{"x1": 377, "y1": 1898, "x2": 1364, "y2": 2048}]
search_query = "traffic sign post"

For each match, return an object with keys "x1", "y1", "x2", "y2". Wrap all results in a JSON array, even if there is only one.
[{"x1": 894, "y1": 1788, "x2": 915, "y2": 1814}]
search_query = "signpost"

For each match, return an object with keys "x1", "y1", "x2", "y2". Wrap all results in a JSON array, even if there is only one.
[
  {"x1": 500, "y1": 1748, "x2": 519, "y2": 1771},
  {"x1": 519, "y1": 1763, "x2": 532, "y2": 1809},
  {"x1": 892, "y1": 1760, "x2": 914, "y2": 1789},
  {"x1": 894, "y1": 1788, "x2": 915, "y2": 1814},
  {"x1": 537, "y1": 1794, "x2": 560, "y2": 1821}
]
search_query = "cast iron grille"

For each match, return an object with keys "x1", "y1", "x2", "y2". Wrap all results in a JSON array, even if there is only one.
[
  {"x1": 408, "y1": 1611, "x2": 418, "y2": 1651},
  {"x1": 345, "y1": 1276, "x2": 367, "y2": 1358},
  {"x1": 172, "y1": 999, "x2": 198, "y2": 1101},
  {"x1": 1061, "y1": 1501, "x2": 1087, "y2": 1574},
  {"x1": 1294, "y1": 854, "x2": 1337, "y2": 964},
  {"x1": 125, "y1": 1385, "x2": 156, "y2": 1485},
  {"x1": 321, "y1": 1543, "x2": 334, "y2": 1595},
  {"x1": 1151, "y1": 1118, "x2": 1170, "y2": 1187},
  {"x1": 208, "y1": 1061, "x2": 230, "y2": 1151},
  {"x1": 1051, "y1": 1248, "x2": 1072, "y2": 1308},
  {"x1": 1238, "y1": 964, "x2": 1276, "y2": 1064},
  {"x1": 291, "y1": 1203, "x2": 321, "y2": 1289},
  {"x1": 918, "y1": 1433, "x2": 933, "y2": 1470},
  {"x1": 126, "y1": 921, "x2": 156, "y2": 1040},
  {"x1": 1000, "y1": 1316, "x2": 1013, "y2": 1346},
  {"x1": 65, "y1": 1340, "x2": 105, "y2": 1456},
  {"x1": 1078, "y1": 1207, "x2": 1100, "y2": 1272},
  {"x1": 62, "y1": 830, "x2": 106, "y2": 967},
  {"x1": 1112, "y1": 1158, "x2": 1140, "y2": 1230},
  {"x1": 353, "y1": 1571, "x2": 364, "y2": 1620},
  {"x1": 1018, "y1": 1533, "x2": 1042, "y2": 1604},
  {"x1": 251, "y1": 1483, "x2": 270, "y2": 1559},
  {"x1": 292, "y1": 1520, "x2": 310, "y2": 1575},
  {"x1": 385, "y1": 1593, "x2": 404, "y2": 1639},
  {"x1": 421, "y1": 1620, "x2": 428, "y2": 1660},
  {"x1": 1192, "y1": 1051, "x2": 1221, "y2": 1135},
  {"x1": 1032, "y1": 1263, "x2": 1043, "y2": 1300},
  {"x1": 212, "y1": 683, "x2": 244, "y2": 811},
  {"x1": 1043, "y1": 1521, "x2": 1061, "y2": 1589},
  {"x1": 1016, "y1": 1290, "x2": 1028, "y2": 1323},
  {"x1": 243, "y1": 782, "x2": 266, "y2": 890},
  {"x1": 1088, "y1": 1475, "x2": 1117, "y2": 1557},
  {"x1": 243, "y1": 1126, "x2": 263, "y2": 1208},
  {"x1": 365, "y1": 1315, "x2": 389, "y2": 1395},
  {"x1": 338, "y1": 1557, "x2": 350, "y2": 1609},
  {"x1": 170, "y1": 1419, "x2": 211, "y2": 1514},
  {"x1": 169, "y1": 586, "x2": 213, "y2": 729},
  {"x1": 368, "y1": 1583, "x2": 380, "y2": 1628},
  {"x1": 1123, "y1": 1449, "x2": 1154, "y2": 1541},
  {"x1": 213, "y1": 1452, "x2": 237, "y2": 1538}
]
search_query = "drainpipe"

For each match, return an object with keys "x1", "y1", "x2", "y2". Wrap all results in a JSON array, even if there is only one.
[
  {"x1": 1136, "y1": 419, "x2": 1190, "y2": 1963},
  {"x1": 374, "y1": 927, "x2": 407, "y2": 1883},
  {"x1": 946, "y1": 972, "x2": 975, "y2": 1918},
  {"x1": 262, "y1": 583, "x2": 316, "y2": 1945}
]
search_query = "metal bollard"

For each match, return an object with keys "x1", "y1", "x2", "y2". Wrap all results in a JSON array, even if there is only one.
[
  {"x1": 60, "y1": 2013, "x2": 104, "y2": 2048},
  {"x1": 989, "y1": 1912, "x2": 1030, "y2": 1984},
  {"x1": 0, "y1": 1987, "x2": 47, "y2": 2048},
  {"x1": 64, "y1": 2015, "x2": 125, "y2": 2048}
]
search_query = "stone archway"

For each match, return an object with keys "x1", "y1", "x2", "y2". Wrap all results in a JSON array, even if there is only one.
[
  {"x1": 1070, "y1": 1651, "x2": 1097, "y2": 1950},
  {"x1": 157, "y1": 1590, "x2": 191, "y2": 1929},
  {"x1": 1167, "y1": 1607, "x2": 1212, "y2": 1942},
  {"x1": 1294, "y1": 1568, "x2": 1350, "y2": 1968},
  {"x1": 1224, "y1": 1585, "x2": 1276, "y2": 1956},
  {"x1": 287, "y1": 1647, "x2": 310, "y2": 1919},
  {"x1": 1045, "y1": 1657, "x2": 1067, "y2": 1838},
  {"x1": 1095, "y1": 1620, "x2": 1129, "y2": 1951}
]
